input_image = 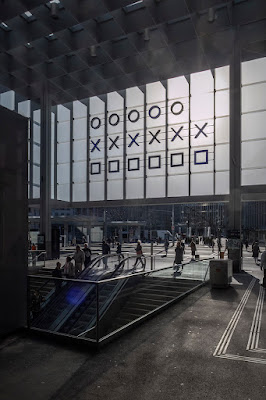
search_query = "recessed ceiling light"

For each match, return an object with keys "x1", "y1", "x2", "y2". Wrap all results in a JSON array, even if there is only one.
[
  {"x1": 45, "y1": 33, "x2": 57, "y2": 41},
  {"x1": 0, "y1": 22, "x2": 12, "y2": 31},
  {"x1": 123, "y1": 1, "x2": 144, "y2": 14},
  {"x1": 21, "y1": 11, "x2": 36, "y2": 22}
]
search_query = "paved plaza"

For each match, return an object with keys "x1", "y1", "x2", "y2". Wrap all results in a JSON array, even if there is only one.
[{"x1": 2, "y1": 248, "x2": 266, "y2": 400}]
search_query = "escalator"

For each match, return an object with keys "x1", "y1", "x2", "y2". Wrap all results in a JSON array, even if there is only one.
[
  {"x1": 30, "y1": 254, "x2": 123, "y2": 331},
  {"x1": 28, "y1": 253, "x2": 103, "y2": 307},
  {"x1": 79, "y1": 258, "x2": 205, "y2": 339},
  {"x1": 30, "y1": 256, "x2": 208, "y2": 342},
  {"x1": 58, "y1": 256, "x2": 141, "y2": 338}
]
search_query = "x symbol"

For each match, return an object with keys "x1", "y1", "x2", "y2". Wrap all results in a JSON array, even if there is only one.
[
  {"x1": 91, "y1": 139, "x2": 100, "y2": 152},
  {"x1": 195, "y1": 123, "x2": 208, "y2": 139},
  {"x1": 128, "y1": 133, "x2": 139, "y2": 147},
  {"x1": 109, "y1": 136, "x2": 119, "y2": 150},
  {"x1": 171, "y1": 126, "x2": 184, "y2": 142},
  {"x1": 149, "y1": 130, "x2": 160, "y2": 145}
]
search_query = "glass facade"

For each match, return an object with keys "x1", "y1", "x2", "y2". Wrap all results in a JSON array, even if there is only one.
[{"x1": 50, "y1": 65, "x2": 231, "y2": 202}]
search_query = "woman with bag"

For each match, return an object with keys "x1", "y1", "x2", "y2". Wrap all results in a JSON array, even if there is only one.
[{"x1": 133, "y1": 240, "x2": 145, "y2": 270}]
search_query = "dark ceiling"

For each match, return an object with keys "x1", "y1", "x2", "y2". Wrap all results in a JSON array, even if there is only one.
[{"x1": 0, "y1": 0, "x2": 266, "y2": 105}]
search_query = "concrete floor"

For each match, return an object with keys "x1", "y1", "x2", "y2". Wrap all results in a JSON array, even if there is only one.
[{"x1": 1, "y1": 249, "x2": 266, "y2": 400}]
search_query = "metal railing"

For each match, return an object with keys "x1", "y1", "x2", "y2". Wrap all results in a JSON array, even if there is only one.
[
  {"x1": 28, "y1": 256, "x2": 211, "y2": 347},
  {"x1": 28, "y1": 250, "x2": 47, "y2": 268}
]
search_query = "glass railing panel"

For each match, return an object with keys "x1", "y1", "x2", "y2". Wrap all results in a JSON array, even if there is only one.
[
  {"x1": 97, "y1": 261, "x2": 210, "y2": 341},
  {"x1": 28, "y1": 275, "x2": 97, "y2": 343},
  {"x1": 28, "y1": 259, "x2": 210, "y2": 344}
]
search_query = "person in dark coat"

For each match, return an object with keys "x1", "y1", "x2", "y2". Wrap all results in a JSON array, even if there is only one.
[
  {"x1": 83, "y1": 243, "x2": 92, "y2": 268},
  {"x1": 181, "y1": 240, "x2": 185, "y2": 254},
  {"x1": 190, "y1": 239, "x2": 196, "y2": 260},
  {"x1": 116, "y1": 242, "x2": 124, "y2": 262},
  {"x1": 102, "y1": 240, "x2": 110, "y2": 269},
  {"x1": 252, "y1": 241, "x2": 260, "y2": 264},
  {"x1": 174, "y1": 241, "x2": 184, "y2": 271},
  {"x1": 164, "y1": 238, "x2": 169, "y2": 256},
  {"x1": 260, "y1": 250, "x2": 266, "y2": 287},
  {"x1": 30, "y1": 290, "x2": 44, "y2": 319},
  {"x1": 52, "y1": 261, "x2": 62, "y2": 292}
]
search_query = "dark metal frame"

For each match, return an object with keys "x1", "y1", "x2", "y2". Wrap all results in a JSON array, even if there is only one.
[{"x1": 27, "y1": 259, "x2": 210, "y2": 347}]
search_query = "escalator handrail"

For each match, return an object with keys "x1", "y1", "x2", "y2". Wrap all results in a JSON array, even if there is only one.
[
  {"x1": 79, "y1": 253, "x2": 124, "y2": 279},
  {"x1": 75, "y1": 258, "x2": 132, "y2": 337},
  {"x1": 48, "y1": 254, "x2": 127, "y2": 332},
  {"x1": 62, "y1": 256, "x2": 127, "y2": 336}
]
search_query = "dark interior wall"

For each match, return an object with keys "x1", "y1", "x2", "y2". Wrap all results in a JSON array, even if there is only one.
[{"x1": 0, "y1": 105, "x2": 28, "y2": 336}]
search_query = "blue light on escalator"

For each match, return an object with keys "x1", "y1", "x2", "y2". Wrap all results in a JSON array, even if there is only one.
[{"x1": 66, "y1": 286, "x2": 87, "y2": 305}]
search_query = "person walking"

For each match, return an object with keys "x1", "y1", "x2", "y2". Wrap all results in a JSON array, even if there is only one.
[
  {"x1": 116, "y1": 242, "x2": 124, "y2": 262},
  {"x1": 190, "y1": 239, "x2": 196, "y2": 260},
  {"x1": 133, "y1": 240, "x2": 145, "y2": 270},
  {"x1": 181, "y1": 240, "x2": 185, "y2": 254},
  {"x1": 30, "y1": 290, "x2": 44, "y2": 319},
  {"x1": 72, "y1": 245, "x2": 85, "y2": 276},
  {"x1": 102, "y1": 240, "x2": 110, "y2": 270},
  {"x1": 63, "y1": 256, "x2": 75, "y2": 278},
  {"x1": 211, "y1": 238, "x2": 215, "y2": 253},
  {"x1": 83, "y1": 243, "x2": 92, "y2": 269},
  {"x1": 252, "y1": 241, "x2": 260, "y2": 265},
  {"x1": 164, "y1": 238, "x2": 169, "y2": 256},
  {"x1": 174, "y1": 241, "x2": 184, "y2": 271},
  {"x1": 260, "y1": 250, "x2": 266, "y2": 288},
  {"x1": 52, "y1": 261, "x2": 62, "y2": 292}
]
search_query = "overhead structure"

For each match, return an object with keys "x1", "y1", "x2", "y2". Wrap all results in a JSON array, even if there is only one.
[
  {"x1": 0, "y1": 0, "x2": 265, "y2": 104},
  {"x1": 1, "y1": 0, "x2": 266, "y2": 270}
]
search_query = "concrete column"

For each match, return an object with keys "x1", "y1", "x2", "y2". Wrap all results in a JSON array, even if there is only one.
[
  {"x1": 40, "y1": 86, "x2": 52, "y2": 258},
  {"x1": 228, "y1": 28, "x2": 242, "y2": 272}
]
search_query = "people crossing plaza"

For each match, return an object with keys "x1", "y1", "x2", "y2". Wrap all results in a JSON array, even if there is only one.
[
  {"x1": 72, "y1": 245, "x2": 85, "y2": 276},
  {"x1": 102, "y1": 240, "x2": 111, "y2": 270},
  {"x1": 133, "y1": 240, "x2": 145, "y2": 271}
]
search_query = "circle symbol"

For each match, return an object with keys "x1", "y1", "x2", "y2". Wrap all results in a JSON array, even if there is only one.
[
  {"x1": 91, "y1": 117, "x2": 101, "y2": 129},
  {"x1": 170, "y1": 101, "x2": 184, "y2": 115},
  {"x1": 148, "y1": 105, "x2": 161, "y2": 119},
  {"x1": 128, "y1": 109, "x2": 140, "y2": 123},
  {"x1": 109, "y1": 113, "x2": 120, "y2": 126}
]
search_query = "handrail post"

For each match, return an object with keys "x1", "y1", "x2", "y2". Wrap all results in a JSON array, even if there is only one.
[
  {"x1": 151, "y1": 242, "x2": 154, "y2": 270},
  {"x1": 96, "y1": 282, "x2": 100, "y2": 343}
]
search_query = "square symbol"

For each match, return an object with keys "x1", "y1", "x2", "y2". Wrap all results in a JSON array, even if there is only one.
[
  {"x1": 109, "y1": 160, "x2": 120, "y2": 173},
  {"x1": 128, "y1": 157, "x2": 140, "y2": 171},
  {"x1": 148, "y1": 155, "x2": 161, "y2": 169},
  {"x1": 91, "y1": 162, "x2": 101, "y2": 175},
  {"x1": 171, "y1": 152, "x2": 184, "y2": 167},
  {"x1": 194, "y1": 150, "x2": 208, "y2": 165}
]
